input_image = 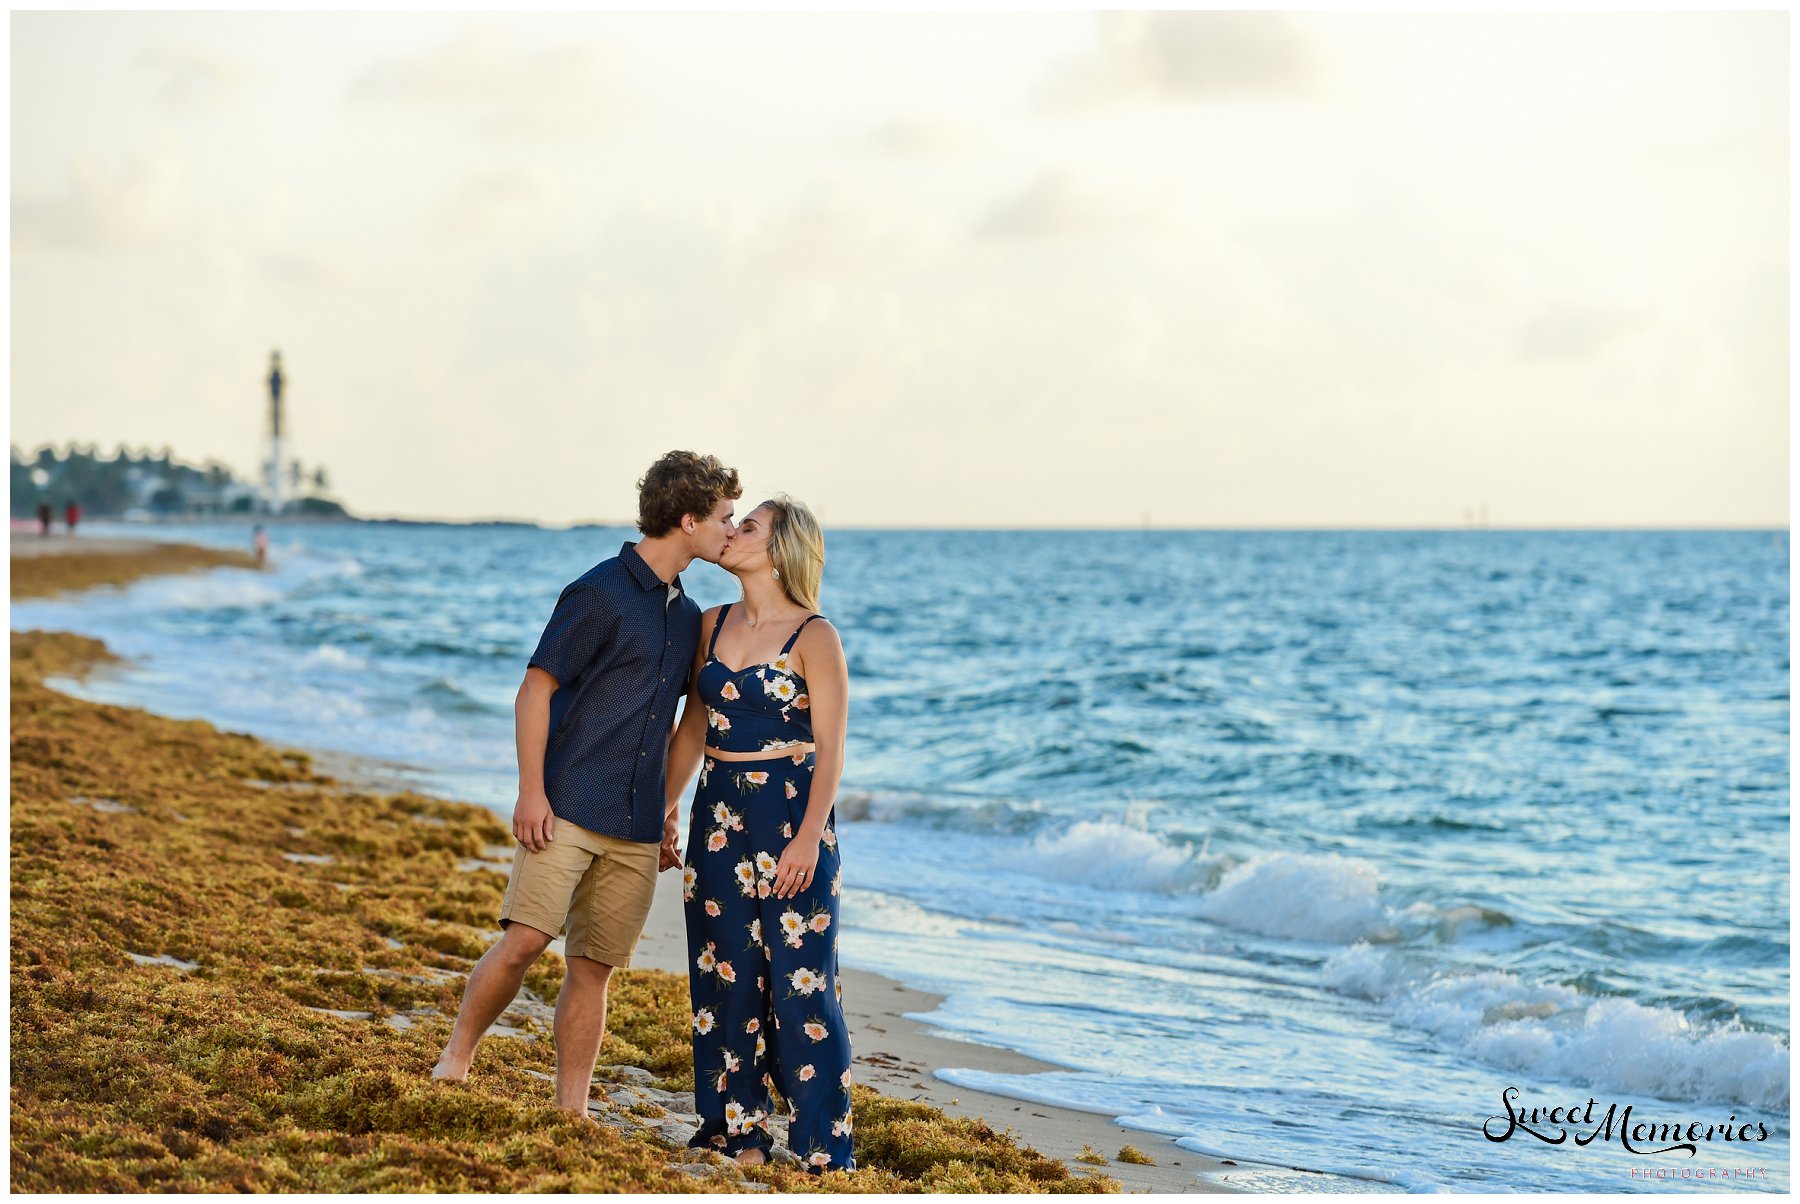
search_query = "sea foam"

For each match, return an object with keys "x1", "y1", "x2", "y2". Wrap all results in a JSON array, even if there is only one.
[
  {"x1": 1323, "y1": 942, "x2": 1790, "y2": 1113},
  {"x1": 1196, "y1": 851, "x2": 1388, "y2": 944},
  {"x1": 1013, "y1": 819, "x2": 1218, "y2": 895}
]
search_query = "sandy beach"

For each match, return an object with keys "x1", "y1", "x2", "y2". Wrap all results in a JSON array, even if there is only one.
[
  {"x1": 10, "y1": 535, "x2": 1135, "y2": 1193},
  {"x1": 7, "y1": 534, "x2": 1333, "y2": 1193}
]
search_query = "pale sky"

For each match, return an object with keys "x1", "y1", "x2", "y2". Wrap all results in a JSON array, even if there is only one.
[{"x1": 9, "y1": 9, "x2": 1789, "y2": 527}]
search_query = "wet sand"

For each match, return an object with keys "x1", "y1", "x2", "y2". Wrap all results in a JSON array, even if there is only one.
[{"x1": 631, "y1": 865, "x2": 1259, "y2": 1193}]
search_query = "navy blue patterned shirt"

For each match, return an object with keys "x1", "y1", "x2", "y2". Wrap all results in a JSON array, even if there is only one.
[{"x1": 527, "y1": 541, "x2": 701, "y2": 842}]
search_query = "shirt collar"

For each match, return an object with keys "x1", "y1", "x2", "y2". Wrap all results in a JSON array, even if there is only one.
[{"x1": 620, "y1": 540, "x2": 684, "y2": 600}]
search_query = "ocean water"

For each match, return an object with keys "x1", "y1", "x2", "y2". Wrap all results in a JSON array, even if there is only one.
[{"x1": 15, "y1": 520, "x2": 1789, "y2": 1193}]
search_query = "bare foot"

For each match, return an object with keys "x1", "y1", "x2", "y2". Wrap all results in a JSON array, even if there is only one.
[
  {"x1": 555, "y1": 1101, "x2": 597, "y2": 1125},
  {"x1": 430, "y1": 1057, "x2": 468, "y2": 1082},
  {"x1": 734, "y1": 1149, "x2": 768, "y2": 1167}
]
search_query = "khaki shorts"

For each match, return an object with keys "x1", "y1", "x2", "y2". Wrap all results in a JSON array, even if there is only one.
[{"x1": 497, "y1": 818, "x2": 661, "y2": 968}]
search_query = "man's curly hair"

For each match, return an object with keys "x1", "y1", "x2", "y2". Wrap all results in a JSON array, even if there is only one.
[{"x1": 636, "y1": 451, "x2": 742, "y2": 537}]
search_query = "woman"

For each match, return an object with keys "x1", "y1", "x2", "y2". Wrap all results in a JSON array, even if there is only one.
[{"x1": 672, "y1": 494, "x2": 855, "y2": 1172}]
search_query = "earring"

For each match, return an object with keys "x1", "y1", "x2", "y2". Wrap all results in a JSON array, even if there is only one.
[{"x1": 772, "y1": 568, "x2": 781, "y2": 579}]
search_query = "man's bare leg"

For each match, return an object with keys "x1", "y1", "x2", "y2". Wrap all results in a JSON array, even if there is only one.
[
  {"x1": 553, "y1": 954, "x2": 615, "y2": 1115},
  {"x1": 433, "y1": 921, "x2": 554, "y2": 1080}
]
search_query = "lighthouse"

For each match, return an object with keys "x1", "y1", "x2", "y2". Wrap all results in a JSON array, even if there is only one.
[{"x1": 265, "y1": 350, "x2": 285, "y2": 515}]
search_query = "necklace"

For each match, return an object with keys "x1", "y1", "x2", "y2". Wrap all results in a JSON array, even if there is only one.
[{"x1": 741, "y1": 603, "x2": 798, "y2": 630}]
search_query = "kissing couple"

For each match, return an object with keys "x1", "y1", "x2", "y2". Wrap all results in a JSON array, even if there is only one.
[{"x1": 431, "y1": 450, "x2": 856, "y2": 1173}]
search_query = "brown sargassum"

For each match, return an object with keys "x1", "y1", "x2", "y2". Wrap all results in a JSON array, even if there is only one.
[{"x1": 11, "y1": 544, "x2": 1115, "y2": 1193}]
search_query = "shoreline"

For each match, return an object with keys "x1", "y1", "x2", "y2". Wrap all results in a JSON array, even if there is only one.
[
  {"x1": 293, "y1": 723, "x2": 1259, "y2": 1189},
  {"x1": 9, "y1": 536, "x2": 1342, "y2": 1193},
  {"x1": 632, "y1": 856, "x2": 1259, "y2": 1194}
]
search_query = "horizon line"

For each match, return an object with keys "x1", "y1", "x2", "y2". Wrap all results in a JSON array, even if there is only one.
[{"x1": 111, "y1": 514, "x2": 1793, "y2": 534}]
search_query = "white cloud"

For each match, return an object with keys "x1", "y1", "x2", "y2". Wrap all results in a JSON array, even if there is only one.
[
  {"x1": 729, "y1": 187, "x2": 929, "y2": 281},
  {"x1": 257, "y1": 248, "x2": 369, "y2": 288},
  {"x1": 974, "y1": 170, "x2": 1160, "y2": 240},
  {"x1": 861, "y1": 116, "x2": 973, "y2": 157},
  {"x1": 435, "y1": 167, "x2": 564, "y2": 238},
  {"x1": 348, "y1": 22, "x2": 618, "y2": 139},
  {"x1": 1036, "y1": 11, "x2": 1325, "y2": 111},
  {"x1": 1516, "y1": 303, "x2": 1655, "y2": 363},
  {"x1": 13, "y1": 139, "x2": 185, "y2": 253},
  {"x1": 134, "y1": 44, "x2": 243, "y2": 109}
]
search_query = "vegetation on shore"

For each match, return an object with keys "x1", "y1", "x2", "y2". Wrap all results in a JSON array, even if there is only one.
[
  {"x1": 13, "y1": 443, "x2": 347, "y2": 520},
  {"x1": 12, "y1": 542, "x2": 256, "y2": 601},
  {"x1": 10, "y1": 547, "x2": 1116, "y2": 1193}
]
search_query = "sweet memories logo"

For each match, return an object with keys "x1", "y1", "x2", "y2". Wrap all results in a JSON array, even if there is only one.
[{"x1": 1484, "y1": 1086, "x2": 1772, "y2": 1156}]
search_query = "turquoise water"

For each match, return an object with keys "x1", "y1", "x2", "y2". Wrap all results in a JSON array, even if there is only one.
[{"x1": 16, "y1": 521, "x2": 1788, "y2": 1192}]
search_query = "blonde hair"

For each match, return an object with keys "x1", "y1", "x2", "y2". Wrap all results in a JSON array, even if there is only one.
[{"x1": 763, "y1": 493, "x2": 825, "y2": 611}]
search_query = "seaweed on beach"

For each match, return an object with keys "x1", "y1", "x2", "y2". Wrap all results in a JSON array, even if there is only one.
[
  {"x1": 10, "y1": 600, "x2": 1113, "y2": 1193},
  {"x1": 11, "y1": 543, "x2": 257, "y2": 601}
]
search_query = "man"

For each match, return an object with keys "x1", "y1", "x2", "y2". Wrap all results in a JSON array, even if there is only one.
[{"x1": 433, "y1": 450, "x2": 741, "y2": 1119}]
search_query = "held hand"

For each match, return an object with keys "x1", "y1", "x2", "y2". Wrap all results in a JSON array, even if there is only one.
[
  {"x1": 772, "y1": 830, "x2": 821, "y2": 899},
  {"x1": 658, "y1": 814, "x2": 682, "y2": 871},
  {"x1": 513, "y1": 790, "x2": 555, "y2": 853}
]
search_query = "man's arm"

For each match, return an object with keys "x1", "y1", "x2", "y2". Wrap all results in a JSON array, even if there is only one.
[
  {"x1": 661, "y1": 695, "x2": 706, "y2": 868},
  {"x1": 513, "y1": 666, "x2": 559, "y2": 852},
  {"x1": 659, "y1": 607, "x2": 719, "y2": 870}
]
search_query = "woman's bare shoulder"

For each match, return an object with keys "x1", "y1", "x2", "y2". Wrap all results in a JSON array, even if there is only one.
[{"x1": 795, "y1": 615, "x2": 843, "y2": 658}]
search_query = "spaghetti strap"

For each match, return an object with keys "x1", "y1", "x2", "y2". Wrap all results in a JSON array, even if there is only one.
[
  {"x1": 708, "y1": 602, "x2": 732, "y2": 658},
  {"x1": 696, "y1": 607, "x2": 820, "y2": 754},
  {"x1": 780, "y1": 614, "x2": 821, "y2": 655}
]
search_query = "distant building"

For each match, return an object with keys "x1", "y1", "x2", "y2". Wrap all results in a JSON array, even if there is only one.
[{"x1": 11, "y1": 442, "x2": 346, "y2": 521}]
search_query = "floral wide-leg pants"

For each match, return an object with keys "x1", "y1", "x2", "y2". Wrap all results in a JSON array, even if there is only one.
[{"x1": 682, "y1": 751, "x2": 855, "y2": 1172}]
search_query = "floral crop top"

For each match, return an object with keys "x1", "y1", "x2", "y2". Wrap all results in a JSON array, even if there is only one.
[{"x1": 697, "y1": 603, "x2": 820, "y2": 755}]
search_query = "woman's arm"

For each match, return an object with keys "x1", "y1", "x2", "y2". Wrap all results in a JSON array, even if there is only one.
[{"x1": 774, "y1": 619, "x2": 849, "y2": 899}]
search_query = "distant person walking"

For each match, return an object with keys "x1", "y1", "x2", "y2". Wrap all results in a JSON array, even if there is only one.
[
  {"x1": 64, "y1": 501, "x2": 80, "y2": 534},
  {"x1": 252, "y1": 524, "x2": 270, "y2": 569},
  {"x1": 432, "y1": 450, "x2": 741, "y2": 1121},
  {"x1": 36, "y1": 500, "x2": 51, "y2": 537}
]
